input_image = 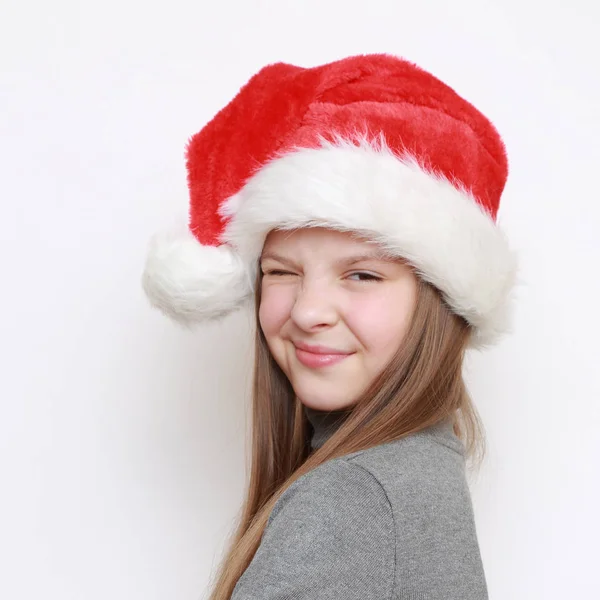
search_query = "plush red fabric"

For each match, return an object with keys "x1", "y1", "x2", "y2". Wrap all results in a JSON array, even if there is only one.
[{"x1": 185, "y1": 53, "x2": 507, "y2": 246}]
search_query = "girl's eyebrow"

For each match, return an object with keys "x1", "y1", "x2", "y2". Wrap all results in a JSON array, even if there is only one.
[{"x1": 260, "y1": 251, "x2": 397, "y2": 268}]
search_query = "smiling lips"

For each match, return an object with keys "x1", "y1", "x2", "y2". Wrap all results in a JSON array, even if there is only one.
[{"x1": 293, "y1": 341, "x2": 354, "y2": 368}]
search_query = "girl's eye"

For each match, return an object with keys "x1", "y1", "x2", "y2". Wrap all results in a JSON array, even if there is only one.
[
  {"x1": 347, "y1": 272, "x2": 383, "y2": 282},
  {"x1": 263, "y1": 269, "x2": 296, "y2": 276},
  {"x1": 262, "y1": 269, "x2": 381, "y2": 281}
]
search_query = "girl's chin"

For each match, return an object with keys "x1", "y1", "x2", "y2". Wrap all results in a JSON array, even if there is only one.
[{"x1": 290, "y1": 380, "x2": 361, "y2": 408}]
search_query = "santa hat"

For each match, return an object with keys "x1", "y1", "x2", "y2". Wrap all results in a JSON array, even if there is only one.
[{"x1": 142, "y1": 53, "x2": 518, "y2": 350}]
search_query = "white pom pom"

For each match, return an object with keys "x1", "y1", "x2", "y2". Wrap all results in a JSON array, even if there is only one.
[{"x1": 141, "y1": 225, "x2": 252, "y2": 325}]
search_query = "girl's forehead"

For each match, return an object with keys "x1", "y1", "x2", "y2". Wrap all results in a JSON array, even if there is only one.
[
  {"x1": 263, "y1": 226, "x2": 382, "y2": 251},
  {"x1": 261, "y1": 227, "x2": 401, "y2": 264}
]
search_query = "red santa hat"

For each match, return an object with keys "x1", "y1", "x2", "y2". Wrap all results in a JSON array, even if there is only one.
[{"x1": 142, "y1": 53, "x2": 519, "y2": 350}]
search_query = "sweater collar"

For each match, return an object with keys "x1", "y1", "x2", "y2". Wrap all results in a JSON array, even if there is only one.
[
  {"x1": 304, "y1": 404, "x2": 350, "y2": 450},
  {"x1": 304, "y1": 405, "x2": 463, "y2": 455}
]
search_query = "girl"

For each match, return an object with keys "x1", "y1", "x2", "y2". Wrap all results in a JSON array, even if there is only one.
[{"x1": 142, "y1": 53, "x2": 519, "y2": 600}]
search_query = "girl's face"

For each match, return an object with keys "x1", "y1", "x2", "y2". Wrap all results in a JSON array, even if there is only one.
[{"x1": 259, "y1": 227, "x2": 418, "y2": 411}]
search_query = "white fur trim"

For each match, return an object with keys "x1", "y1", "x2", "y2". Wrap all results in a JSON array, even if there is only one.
[
  {"x1": 141, "y1": 225, "x2": 251, "y2": 324},
  {"x1": 220, "y1": 134, "x2": 519, "y2": 350}
]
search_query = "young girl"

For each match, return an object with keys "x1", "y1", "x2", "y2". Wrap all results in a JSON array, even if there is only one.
[{"x1": 142, "y1": 53, "x2": 518, "y2": 600}]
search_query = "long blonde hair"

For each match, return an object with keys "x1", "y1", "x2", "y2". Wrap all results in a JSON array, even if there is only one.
[{"x1": 205, "y1": 261, "x2": 486, "y2": 600}]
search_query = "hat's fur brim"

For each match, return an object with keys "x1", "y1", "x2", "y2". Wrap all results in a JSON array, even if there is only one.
[{"x1": 143, "y1": 136, "x2": 519, "y2": 350}]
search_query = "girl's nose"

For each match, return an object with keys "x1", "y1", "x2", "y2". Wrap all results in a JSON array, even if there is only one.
[{"x1": 289, "y1": 280, "x2": 338, "y2": 332}]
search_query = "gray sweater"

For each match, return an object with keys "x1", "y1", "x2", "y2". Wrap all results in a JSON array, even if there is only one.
[{"x1": 230, "y1": 407, "x2": 488, "y2": 599}]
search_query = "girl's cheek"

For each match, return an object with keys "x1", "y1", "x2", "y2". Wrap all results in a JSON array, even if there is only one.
[
  {"x1": 344, "y1": 297, "x2": 384, "y2": 336},
  {"x1": 259, "y1": 286, "x2": 294, "y2": 332},
  {"x1": 345, "y1": 295, "x2": 407, "y2": 346}
]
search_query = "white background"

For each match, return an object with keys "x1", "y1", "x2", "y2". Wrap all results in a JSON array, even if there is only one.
[{"x1": 1, "y1": 1, "x2": 599, "y2": 598}]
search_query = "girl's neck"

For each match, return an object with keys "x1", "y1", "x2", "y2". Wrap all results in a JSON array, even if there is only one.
[{"x1": 304, "y1": 404, "x2": 350, "y2": 450}]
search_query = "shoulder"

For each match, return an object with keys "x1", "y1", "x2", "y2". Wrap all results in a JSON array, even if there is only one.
[
  {"x1": 268, "y1": 457, "x2": 394, "y2": 530},
  {"x1": 233, "y1": 459, "x2": 395, "y2": 599},
  {"x1": 274, "y1": 419, "x2": 468, "y2": 525},
  {"x1": 341, "y1": 421, "x2": 475, "y2": 525},
  {"x1": 336, "y1": 422, "x2": 488, "y2": 598},
  {"x1": 341, "y1": 418, "x2": 468, "y2": 492}
]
